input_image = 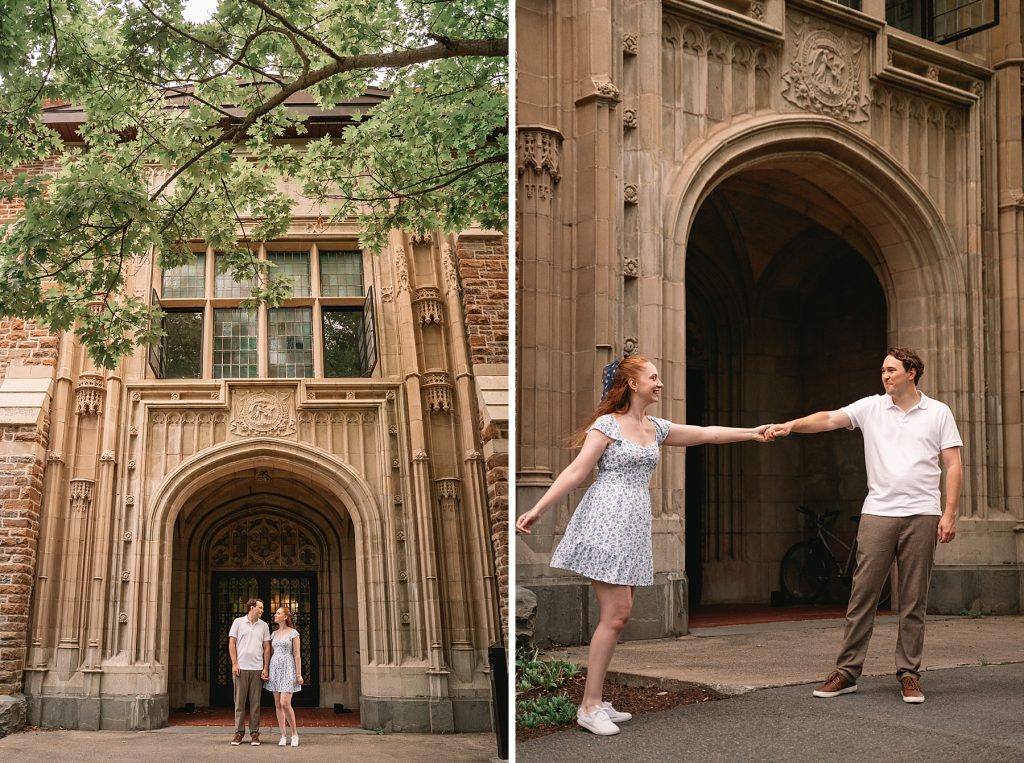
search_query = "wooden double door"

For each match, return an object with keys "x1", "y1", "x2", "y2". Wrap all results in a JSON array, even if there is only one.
[{"x1": 211, "y1": 571, "x2": 320, "y2": 707}]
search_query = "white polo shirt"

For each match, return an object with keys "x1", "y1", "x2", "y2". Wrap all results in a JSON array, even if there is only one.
[
  {"x1": 842, "y1": 391, "x2": 962, "y2": 517},
  {"x1": 228, "y1": 615, "x2": 271, "y2": 670}
]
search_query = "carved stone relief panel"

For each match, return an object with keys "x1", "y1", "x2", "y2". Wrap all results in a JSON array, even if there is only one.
[
  {"x1": 782, "y1": 16, "x2": 869, "y2": 123},
  {"x1": 229, "y1": 390, "x2": 297, "y2": 437}
]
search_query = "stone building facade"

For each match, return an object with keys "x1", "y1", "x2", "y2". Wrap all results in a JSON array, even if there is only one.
[
  {"x1": 517, "y1": 0, "x2": 1024, "y2": 645},
  {"x1": 0, "y1": 106, "x2": 507, "y2": 732}
]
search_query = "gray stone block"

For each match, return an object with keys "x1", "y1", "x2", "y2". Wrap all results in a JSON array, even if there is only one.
[
  {"x1": 515, "y1": 586, "x2": 538, "y2": 654},
  {"x1": 532, "y1": 574, "x2": 688, "y2": 647},
  {"x1": 359, "y1": 696, "x2": 486, "y2": 733},
  {"x1": 929, "y1": 566, "x2": 1021, "y2": 615},
  {"x1": 30, "y1": 694, "x2": 169, "y2": 731},
  {"x1": 0, "y1": 693, "x2": 27, "y2": 738},
  {"x1": 452, "y1": 698, "x2": 493, "y2": 732}
]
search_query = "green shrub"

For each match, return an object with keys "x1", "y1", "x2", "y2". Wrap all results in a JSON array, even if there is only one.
[
  {"x1": 515, "y1": 649, "x2": 581, "y2": 691},
  {"x1": 516, "y1": 694, "x2": 577, "y2": 728}
]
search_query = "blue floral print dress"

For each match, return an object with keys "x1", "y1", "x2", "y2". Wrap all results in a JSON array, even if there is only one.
[
  {"x1": 264, "y1": 629, "x2": 302, "y2": 694},
  {"x1": 550, "y1": 414, "x2": 671, "y2": 586}
]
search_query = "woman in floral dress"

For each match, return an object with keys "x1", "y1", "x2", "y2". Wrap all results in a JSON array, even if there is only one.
[
  {"x1": 264, "y1": 607, "x2": 304, "y2": 746},
  {"x1": 516, "y1": 355, "x2": 773, "y2": 735}
]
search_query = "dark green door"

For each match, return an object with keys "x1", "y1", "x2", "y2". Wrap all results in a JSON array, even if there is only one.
[{"x1": 211, "y1": 571, "x2": 320, "y2": 707}]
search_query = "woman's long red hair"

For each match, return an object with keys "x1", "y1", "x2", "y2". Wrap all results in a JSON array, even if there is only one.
[{"x1": 570, "y1": 355, "x2": 652, "y2": 446}]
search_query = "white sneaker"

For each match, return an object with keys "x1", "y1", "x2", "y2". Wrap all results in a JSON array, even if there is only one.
[
  {"x1": 278, "y1": 737, "x2": 287, "y2": 747},
  {"x1": 291, "y1": 734, "x2": 299, "y2": 747},
  {"x1": 601, "y1": 702, "x2": 632, "y2": 722},
  {"x1": 576, "y1": 707, "x2": 620, "y2": 736}
]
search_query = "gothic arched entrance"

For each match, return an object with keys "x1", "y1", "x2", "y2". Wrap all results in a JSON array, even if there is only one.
[
  {"x1": 666, "y1": 117, "x2": 968, "y2": 610},
  {"x1": 148, "y1": 439, "x2": 381, "y2": 716}
]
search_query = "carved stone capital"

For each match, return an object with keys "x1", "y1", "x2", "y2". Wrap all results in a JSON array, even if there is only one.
[
  {"x1": 75, "y1": 374, "x2": 105, "y2": 416},
  {"x1": 516, "y1": 128, "x2": 562, "y2": 183},
  {"x1": 436, "y1": 477, "x2": 460, "y2": 503},
  {"x1": 422, "y1": 369, "x2": 453, "y2": 413},
  {"x1": 70, "y1": 478, "x2": 94, "y2": 513},
  {"x1": 414, "y1": 287, "x2": 444, "y2": 325}
]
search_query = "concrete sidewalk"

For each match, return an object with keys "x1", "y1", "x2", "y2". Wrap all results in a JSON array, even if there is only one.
[
  {"x1": 545, "y1": 614, "x2": 1024, "y2": 695},
  {"x1": 519, "y1": 615, "x2": 1024, "y2": 762},
  {"x1": 0, "y1": 727, "x2": 499, "y2": 762}
]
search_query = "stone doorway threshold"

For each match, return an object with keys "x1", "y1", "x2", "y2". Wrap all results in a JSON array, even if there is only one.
[
  {"x1": 167, "y1": 706, "x2": 361, "y2": 728},
  {"x1": 688, "y1": 603, "x2": 879, "y2": 629}
]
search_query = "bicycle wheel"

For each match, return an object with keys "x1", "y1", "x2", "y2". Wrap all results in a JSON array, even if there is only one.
[{"x1": 779, "y1": 541, "x2": 829, "y2": 603}]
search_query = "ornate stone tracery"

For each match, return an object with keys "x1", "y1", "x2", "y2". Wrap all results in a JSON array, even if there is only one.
[{"x1": 209, "y1": 516, "x2": 320, "y2": 568}]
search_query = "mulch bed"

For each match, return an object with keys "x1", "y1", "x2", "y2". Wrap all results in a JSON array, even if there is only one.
[{"x1": 516, "y1": 670, "x2": 727, "y2": 742}]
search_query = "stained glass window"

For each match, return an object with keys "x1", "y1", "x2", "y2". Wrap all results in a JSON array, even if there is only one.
[
  {"x1": 161, "y1": 253, "x2": 205, "y2": 298},
  {"x1": 319, "y1": 250, "x2": 363, "y2": 297},
  {"x1": 213, "y1": 308, "x2": 257, "y2": 378},
  {"x1": 268, "y1": 251, "x2": 311, "y2": 297},
  {"x1": 269, "y1": 308, "x2": 313, "y2": 378}
]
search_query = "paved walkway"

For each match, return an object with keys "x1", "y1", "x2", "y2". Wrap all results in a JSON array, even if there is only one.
[
  {"x1": 518, "y1": 615, "x2": 1024, "y2": 762},
  {"x1": 0, "y1": 727, "x2": 499, "y2": 762}
]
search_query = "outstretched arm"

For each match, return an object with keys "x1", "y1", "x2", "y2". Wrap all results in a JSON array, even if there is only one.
[
  {"x1": 770, "y1": 410, "x2": 852, "y2": 438},
  {"x1": 515, "y1": 429, "x2": 611, "y2": 534},
  {"x1": 662, "y1": 423, "x2": 772, "y2": 447}
]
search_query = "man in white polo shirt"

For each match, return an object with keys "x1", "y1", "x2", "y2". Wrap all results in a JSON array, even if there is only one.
[
  {"x1": 770, "y1": 347, "x2": 962, "y2": 704},
  {"x1": 228, "y1": 597, "x2": 271, "y2": 745}
]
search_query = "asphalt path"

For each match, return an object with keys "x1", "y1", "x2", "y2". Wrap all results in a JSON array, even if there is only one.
[{"x1": 516, "y1": 663, "x2": 1024, "y2": 762}]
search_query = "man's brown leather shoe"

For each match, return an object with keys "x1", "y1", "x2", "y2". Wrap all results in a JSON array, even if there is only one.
[
  {"x1": 812, "y1": 670, "x2": 858, "y2": 697},
  {"x1": 901, "y1": 675, "x2": 925, "y2": 703},
  {"x1": 250, "y1": 731, "x2": 262, "y2": 745},
  {"x1": 230, "y1": 732, "x2": 244, "y2": 745}
]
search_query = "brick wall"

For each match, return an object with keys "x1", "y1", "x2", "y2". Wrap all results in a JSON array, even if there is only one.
[
  {"x1": 1, "y1": 164, "x2": 60, "y2": 696},
  {"x1": 456, "y1": 234, "x2": 510, "y2": 640},
  {"x1": 0, "y1": 422, "x2": 48, "y2": 694},
  {"x1": 456, "y1": 235, "x2": 509, "y2": 365},
  {"x1": 482, "y1": 420, "x2": 509, "y2": 638},
  {"x1": 0, "y1": 319, "x2": 61, "y2": 378}
]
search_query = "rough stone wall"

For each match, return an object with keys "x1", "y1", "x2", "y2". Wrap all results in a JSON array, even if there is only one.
[
  {"x1": 0, "y1": 320, "x2": 61, "y2": 377},
  {"x1": 0, "y1": 420, "x2": 48, "y2": 694},
  {"x1": 456, "y1": 234, "x2": 509, "y2": 639},
  {"x1": 1, "y1": 165, "x2": 60, "y2": 700},
  {"x1": 482, "y1": 418, "x2": 509, "y2": 639},
  {"x1": 457, "y1": 235, "x2": 509, "y2": 365}
]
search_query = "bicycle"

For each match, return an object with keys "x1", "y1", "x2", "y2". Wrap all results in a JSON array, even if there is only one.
[{"x1": 779, "y1": 505, "x2": 892, "y2": 608}]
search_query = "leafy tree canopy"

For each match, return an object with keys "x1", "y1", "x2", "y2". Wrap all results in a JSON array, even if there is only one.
[{"x1": 0, "y1": 0, "x2": 508, "y2": 368}]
